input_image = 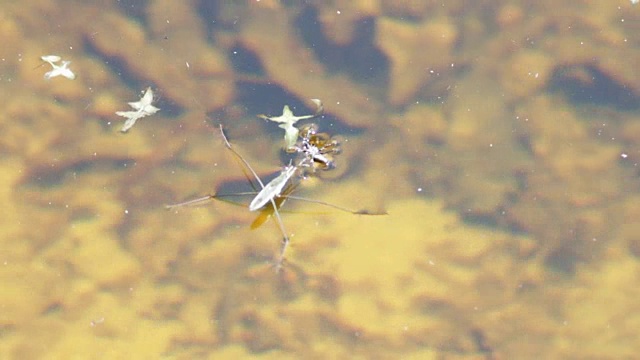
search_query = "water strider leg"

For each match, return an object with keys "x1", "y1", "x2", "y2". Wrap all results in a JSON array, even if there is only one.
[{"x1": 219, "y1": 125, "x2": 292, "y2": 272}]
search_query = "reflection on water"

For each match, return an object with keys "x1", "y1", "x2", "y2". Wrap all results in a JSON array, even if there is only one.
[{"x1": 1, "y1": 0, "x2": 640, "y2": 358}]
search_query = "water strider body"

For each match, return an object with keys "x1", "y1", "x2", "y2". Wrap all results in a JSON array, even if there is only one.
[{"x1": 249, "y1": 164, "x2": 298, "y2": 211}]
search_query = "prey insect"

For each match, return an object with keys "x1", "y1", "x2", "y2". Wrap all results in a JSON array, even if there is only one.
[{"x1": 290, "y1": 124, "x2": 341, "y2": 172}]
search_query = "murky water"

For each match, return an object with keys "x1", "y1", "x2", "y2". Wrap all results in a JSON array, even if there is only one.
[{"x1": 1, "y1": 1, "x2": 639, "y2": 358}]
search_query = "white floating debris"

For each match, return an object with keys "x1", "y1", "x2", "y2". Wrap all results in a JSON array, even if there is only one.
[
  {"x1": 115, "y1": 87, "x2": 160, "y2": 133},
  {"x1": 40, "y1": 55, "x2": 75, "y2": 80},
  {"x1": 258, "y1": 99, "x2": 323, "y2": 149},
  {"x1": 632, "y1": 0, "x2": 639, "y2": 5}
]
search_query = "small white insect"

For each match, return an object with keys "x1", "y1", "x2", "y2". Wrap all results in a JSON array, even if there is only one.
[
  {"x1": 115, "y1": 87, "x2": 160, "y2": 133},
  {"x1": 40, "y1": 55, "x2": 76, "y2": 80},
  {"x1": 258, "y1": 99, "x2": 323, "y2": 150}
]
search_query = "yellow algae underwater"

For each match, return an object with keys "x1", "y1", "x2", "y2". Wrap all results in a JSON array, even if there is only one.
[
  {"x1": 1, "y1": 0, "x2": 640, "y2": 358},
  {"x1": 278, "y1": 194, "x2": 521, "y2": 351}
]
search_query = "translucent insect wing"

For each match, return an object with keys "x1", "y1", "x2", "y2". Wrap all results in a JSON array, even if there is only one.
[
  {"x1": 43, "y1": 70, "x2": 57, "y2": 80},
  {"x1": 249, "y1": 166, "x2": 297, "y2": 211},
  {"x1": 140, "y1": 87, "x2": 154, "y2": 104},
  {"x1": 41, "y1": 55, "x2": 61, "y2": 63},
  {"x1": 58, "y1": 61, "x2": 76, "y2": 79},
  {"x1": 119, "y1": 114, "x2": 141, "y2": 133}
]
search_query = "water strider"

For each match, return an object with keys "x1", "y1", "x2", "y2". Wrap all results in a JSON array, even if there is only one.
[
  {"x1": 167, "y1": 124, "x2": 385, "y2": 272},
  {"x1": 167, "y1": 125, "x2": 294, "y2": 271}
]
